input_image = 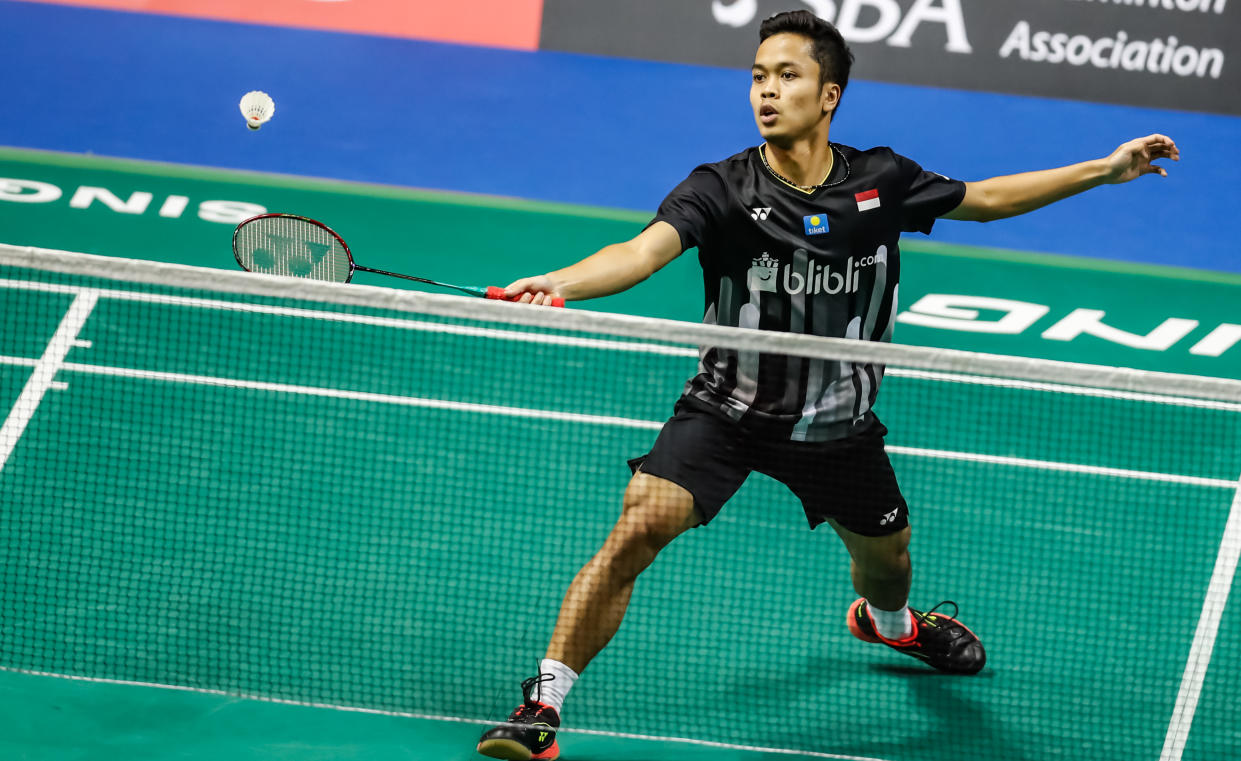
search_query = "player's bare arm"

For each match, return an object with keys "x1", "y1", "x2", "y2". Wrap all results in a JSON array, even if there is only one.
[
  {"x1": 503, "y1": 221, "x2": 684, "y2": 305},
  {"x1": 945, "y1": 133, "x2": 1179, "y2": 222}
]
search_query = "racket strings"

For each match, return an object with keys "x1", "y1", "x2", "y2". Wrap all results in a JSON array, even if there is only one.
[{"x1": 236, "y1": 217, "x2": 353, "y2": 283}]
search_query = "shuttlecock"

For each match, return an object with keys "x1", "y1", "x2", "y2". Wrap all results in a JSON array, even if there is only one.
[{"x1": 240, "y1": 90, "x2": 275, "y2": 130}]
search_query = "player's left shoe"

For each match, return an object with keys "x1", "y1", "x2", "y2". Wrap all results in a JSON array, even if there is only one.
[
  {"x1": 477, "y1": 675, "x2": 561, "y2": 760},
  {"x1": 848, "y1": 599, "x2": 986, "y2": 675}
]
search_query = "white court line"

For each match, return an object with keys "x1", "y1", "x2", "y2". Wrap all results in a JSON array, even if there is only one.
[
  {"x1": 887, "y1": 446, "x2": 1238, "y2": 490},
  {"x1": 1159, "y1": 476, "x2": 1241, "y2": 761},
  {"x1": 0, "y1": 277, "x2": 696, "y2": 357},
  {"x1": 0, "y1": 291, "x2": 97, "y2": 472},
  {"x1": 10, "y1": 277, "x2": 1241, "y2": 410},
  {"x1": 0, "y1": 667, "x2": 888, "y2": 761},
  {"x1": 12, "y1": 356, "x2": 1230, "y2": 489},
  {"x1": 887, "y1": 368, "x2": 1241, "y2": 413},
  {"x1": 7, "y1": 245, "x2": 1241, "y2": 402},
  {"x1": 58, "y1": 362, "x2": 664, "y2": 431}
]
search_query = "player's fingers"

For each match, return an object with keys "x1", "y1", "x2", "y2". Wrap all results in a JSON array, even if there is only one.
[
  {"x1": 505, "y1": 275, "x2": 558, "y2": 300},
  {"x1": 504, "y1": 279, "x2": 531, "y2": 298},
  {"x1": 1130, "y1": 136, "x2": 1157, "y2": 157},
  {"x1": 1150, "y1": 134, "x2": 1180, "y2": 158}
]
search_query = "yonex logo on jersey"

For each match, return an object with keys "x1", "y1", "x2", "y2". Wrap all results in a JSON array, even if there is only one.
[
  {"x1": 803, "y1": 213, "x2": 829, "y2": 235},
  {"x1": 751, "y1": 207, "x2": 772, "y2": 221}
]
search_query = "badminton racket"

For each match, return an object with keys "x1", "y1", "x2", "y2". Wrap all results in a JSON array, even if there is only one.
[{"x1": 232, "y1": 213, "x2": 563, "y2": 307}]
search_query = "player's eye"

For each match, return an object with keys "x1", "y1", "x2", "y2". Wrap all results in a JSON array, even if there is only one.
[
  {"x1": 752, "y1": 73, "x2": 764, "y2": 83},
  {"x1": 781, "y1": 71, "x2": 797, "y2": 80}
]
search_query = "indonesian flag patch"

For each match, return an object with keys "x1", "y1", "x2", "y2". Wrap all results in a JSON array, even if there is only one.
[{"x1": 854, "y1": 189, "x2": 880, "y2": 212}]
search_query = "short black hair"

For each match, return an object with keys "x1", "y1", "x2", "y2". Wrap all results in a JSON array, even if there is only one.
[{"x1": 759, "y1": 10, "x2": 853, "y2": 95}]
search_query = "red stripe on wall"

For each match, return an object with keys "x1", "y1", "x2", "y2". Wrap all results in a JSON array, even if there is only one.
[{"x1": 22, "y1": 0, "x2": 545, "y2": 50}]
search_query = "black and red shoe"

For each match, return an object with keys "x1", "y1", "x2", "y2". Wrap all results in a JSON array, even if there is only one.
[
  {"x1": 477, "y1": 675, "x2": 561, "y2": 760},
  {"x1": 848, "y1": 599, "x2": 986, "y2": 675}
]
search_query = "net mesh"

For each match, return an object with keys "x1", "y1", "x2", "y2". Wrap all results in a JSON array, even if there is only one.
[{"x1": 2, "y1": 245, "x2": 1239, "y2": 760}]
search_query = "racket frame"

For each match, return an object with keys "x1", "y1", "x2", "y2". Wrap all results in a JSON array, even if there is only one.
[
  {"x1": 233, "y1": 213, "x2": 359, "y2": 283},
  {"x1": 233, "y1": 213, "x2": 560, "y2": 305}
]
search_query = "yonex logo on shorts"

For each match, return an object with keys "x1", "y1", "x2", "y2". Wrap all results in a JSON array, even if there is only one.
[{"x1": 879, "y1": 508, "x2": 900, "y2": 526}]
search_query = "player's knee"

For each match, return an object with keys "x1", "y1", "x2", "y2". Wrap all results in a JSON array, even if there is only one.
[
  {"x1": 609, "y1": 509, "x2": 681, "y2": 561},
  {"x1": 621, "y1": 475, "x2": 694, "y2": 533},
  {"x1": 601, "y1": 520, "x2": 665, "y2": 576},
  {"x1": 604, "y1": 477, "x2": 694, "y2": 568}
]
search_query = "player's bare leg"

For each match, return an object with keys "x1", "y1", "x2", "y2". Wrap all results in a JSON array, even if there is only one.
[
  {"x1": 547, "y1": 472, "x2": 699, "y2": 673},
  {"x1": 832, "y1": 520, "x2": 986, "y2": 674},
  {"x1": 831, "y1": 521, "x2": 911, "y2": 611},
  {"x1": 478, "y1": 473, "x2": 698, "y2": 760}
]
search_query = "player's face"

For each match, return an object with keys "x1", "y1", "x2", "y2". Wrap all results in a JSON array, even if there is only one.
[{"x1": 750, "y1": 33, "x2": 839, "y2": 144}]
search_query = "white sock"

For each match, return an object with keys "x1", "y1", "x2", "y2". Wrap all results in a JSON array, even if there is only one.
[
  {"x1": 868, "y1": 602, "x2": 913, "y2": 640},
  {"x1": 534, "y1": 658, "x2": 578, "y2": 713}
]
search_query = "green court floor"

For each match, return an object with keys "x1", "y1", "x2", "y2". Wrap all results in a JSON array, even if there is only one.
[
  {"x1": 2, "y1": 259, "x2": 1238, "y2": 761},
  {"x1": 1, "y1": 149, "x2": 1239, "y2": 760}
]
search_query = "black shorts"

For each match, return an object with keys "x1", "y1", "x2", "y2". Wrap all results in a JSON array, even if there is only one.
[{"x1": 628, "y1": 398, "x2": 909, "y2": 537}]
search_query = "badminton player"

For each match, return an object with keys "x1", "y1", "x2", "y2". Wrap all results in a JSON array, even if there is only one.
[{"x1": 477, "y1": 10, "x2": 1178, "y2": 760}]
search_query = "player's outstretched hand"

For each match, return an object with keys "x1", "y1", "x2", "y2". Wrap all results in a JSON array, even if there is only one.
[
  {"x1": 1104, "y1": 134, "x2": 1179, "y2": 184},
  {"x1": 504, "y1": 275, "x2": 564, "y2": 306}
]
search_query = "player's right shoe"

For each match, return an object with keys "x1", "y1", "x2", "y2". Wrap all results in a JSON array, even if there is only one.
[
  {"x1": 848, "y1": 599, "x2": 986, "y2": 675},
  {"x1": 477, "y1": 675, "x2": 561, "y2": 760}
]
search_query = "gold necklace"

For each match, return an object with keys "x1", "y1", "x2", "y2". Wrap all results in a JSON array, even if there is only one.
[{"x1": 760, "y1": 143, "x2": 849, "y2": 191}]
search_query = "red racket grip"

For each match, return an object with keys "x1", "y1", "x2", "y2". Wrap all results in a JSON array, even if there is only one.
[{"x1": 485, "y1": 286, "x2": 564, "y2": 308}]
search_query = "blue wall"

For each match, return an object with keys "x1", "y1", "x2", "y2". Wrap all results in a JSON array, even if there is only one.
[{"x1": 1, "y1": 1, "x2": 1236, "y2": 272}]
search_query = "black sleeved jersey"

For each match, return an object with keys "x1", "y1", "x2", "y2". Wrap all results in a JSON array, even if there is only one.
[{"x1": 650, "y1": 142, "x2": 966, "y2": 442}]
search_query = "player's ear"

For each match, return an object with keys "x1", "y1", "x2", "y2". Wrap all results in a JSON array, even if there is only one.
[{"x1": 821, "y1": 82, "x2": 841, "y2": 115}]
